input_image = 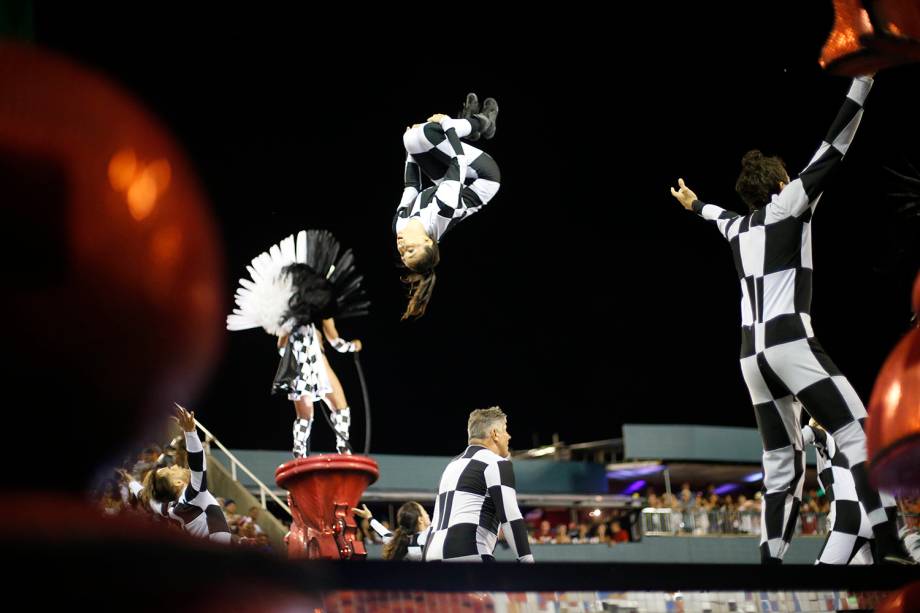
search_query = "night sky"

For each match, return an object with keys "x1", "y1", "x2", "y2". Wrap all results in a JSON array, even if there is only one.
[{"x1": 32, "y1": 4, "x2": 920, "y2": 456}]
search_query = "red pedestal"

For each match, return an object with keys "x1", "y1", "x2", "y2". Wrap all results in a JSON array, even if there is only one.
[{"x1": 275, "y1": 454, "x2": 379, "y2": 560}]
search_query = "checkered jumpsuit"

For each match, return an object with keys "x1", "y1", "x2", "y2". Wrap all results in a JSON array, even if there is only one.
[
  {"x1": 692, "y1": 77, "x2": 896, "y2": 562},
  {"x1": 394, "y1": 118, "x2": 501, "y2": 241}
]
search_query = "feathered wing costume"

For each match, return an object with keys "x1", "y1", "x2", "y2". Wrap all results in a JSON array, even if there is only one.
[{"x1": 227, "y1": 230, "x2": 369, "y2": 456}]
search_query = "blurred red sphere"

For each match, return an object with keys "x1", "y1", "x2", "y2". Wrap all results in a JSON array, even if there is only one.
[
  {"x1": 867, "y1": 325, "x2": 920, "y2": 494},
  {"x1": 0, "y1": 42, "x2": 223, "y2": 486}
]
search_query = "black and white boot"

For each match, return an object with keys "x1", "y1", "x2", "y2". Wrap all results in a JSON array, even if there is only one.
[
  {"x1": 292, "y1": 417, "x2": 312, "y2": 458},
  {"x1": 332, "y1": 407, "x2": 352, "y2": 455}
]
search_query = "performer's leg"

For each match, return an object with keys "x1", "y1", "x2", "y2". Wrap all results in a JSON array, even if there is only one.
[
  {"x1": 741, "y1": 355, "x2": 804, "y2": 563},
  {"x1": 768, "y1": 337, "x2": 904, "y2": 560},
  {"x1": 292, "y1": 397, "x2": 313, "y2": 458},
  {"x1": 816, "y1": 500, "x2": 864, "y2": 565},
  {"x1": 322, "y1": 353, "x2": 352, "y2": 455},
  {"x1": 403, "y1": 118, "x2": 487, "y2": 182},
  {"x1": 849, "y1": 537, "x2": 874, "y2": 565}
]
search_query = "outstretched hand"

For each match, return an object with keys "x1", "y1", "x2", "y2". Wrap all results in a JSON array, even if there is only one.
[
  {"x1": 173, "y1": 403, "x2": 197, "y2": 433},
  {"x1": 670, "y1": 178, "x2": 698, "y2": 210},
  {"x1": 427, "y1": 113, "x2": 448, "y2": 124},
  {"x1": 351, "y1": 504, "x2": 372, "y2": 520}
]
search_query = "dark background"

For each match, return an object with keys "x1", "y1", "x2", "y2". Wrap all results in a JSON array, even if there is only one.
[{"x1": 29, "y1": 3, "x2": 920, "y2": 455}]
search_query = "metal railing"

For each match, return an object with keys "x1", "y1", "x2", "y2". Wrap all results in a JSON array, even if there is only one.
[
  {"x1": 194, "y1": 419, "x2": 291, "y2": 517},
  {"x1": 641, "y1": 507, "x2": 830, "y2": 537}
]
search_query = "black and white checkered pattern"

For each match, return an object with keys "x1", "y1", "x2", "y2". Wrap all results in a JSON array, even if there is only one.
[
  {"x1": 131, "y1": 430, "x2": 231, "y2": 544},
  {"x1": 281, "y1": 325, "x2": 331, "y2": 402},
  {"x1": 422, "y1": 445, "x2": 533, "y2": 563},
  {"x1": 900, "y1": 525, "x2": 920, "y2": 563},
  {"x1": 394, "y1": 118, "x2": 501, "y2": 242},
  {"x1": 690, "y1": 77, "x2": 894, "y2": 562},
  {"x1": 803, "y1": 425, "x2": 874, "y2": 565},
  {"x1": 329, "y1": 337, "x2": 358, "y2": 353},
  {"x1": 332, "y1": 406, "x2": 350, "y2": 455},
  {"x1": 369, "y1": 518, "x2": 427, "y2": 561},
  {"x1": 292, "y1": 417, "x2": 312, "y2": 458}
]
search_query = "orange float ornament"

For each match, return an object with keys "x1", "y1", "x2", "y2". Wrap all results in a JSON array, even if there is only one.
[{"x1": 821, "y1": 0, "x2": 920, "y2": 75}]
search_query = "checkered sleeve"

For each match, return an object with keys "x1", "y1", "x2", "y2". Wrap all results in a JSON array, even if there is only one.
[
  {"x1": 771, "y1": 76, "x2": 872, "y2": 220},
  {"x1": 690, "y1": 200, "x2": 740, "y2": 239},
  {"x1": 127, "y1": 478, "x2": 170, "y2": 517},
  {"x1": 182, "y1": 430, "x2": 207, "y2": 502},
  {"x1": 400, "y1": 154, "x2": 421, "y2": 206},
  {"x1": 370, "y1": 518, "x2": 393, "y2": 542},
  {"x1": 484, "y1": 458, "x2": 534, "y2": 563}
]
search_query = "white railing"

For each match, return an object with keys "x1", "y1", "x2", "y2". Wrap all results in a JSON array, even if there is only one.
[{"x1": 194, "y1": 419, "x2": 291, "y2": 517}]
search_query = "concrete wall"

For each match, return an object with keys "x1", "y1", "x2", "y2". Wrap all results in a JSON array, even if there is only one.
[
  {"x1": 366, "y1": 536, "x2": 825, "y2": 564},
  {"x1": 214, "y1": 450, "x2": 609, "y2": 495},
  {"x1": 623, "y1": 424, "x2": 817, "y2": 465}
]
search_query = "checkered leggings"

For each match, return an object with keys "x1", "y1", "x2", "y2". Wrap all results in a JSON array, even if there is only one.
[
  {"x1": 739, "y1": 323, "x2": 889, "y2": 562},
  {"x1": 402, "y1": 121, "x2": 501, "y2": 210}
]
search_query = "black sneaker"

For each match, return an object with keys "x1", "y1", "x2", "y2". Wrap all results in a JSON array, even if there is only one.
[
  {"x1": 479, "y1": 97, "x2": 498, "y2": 140},
  {"x1": 882, "y1": 553, "x2": 918, "y2": 565},
  {"x1": 460, "y1": 92, "x2": 480, "y2": 119},
  {"x1": 460, "y1": 92, "x2": 481, "y2": 141}
]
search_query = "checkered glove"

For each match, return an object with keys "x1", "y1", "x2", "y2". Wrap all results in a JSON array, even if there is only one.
[{"x1": 329, "y1": 337, "x2": 359, "y2": 353}]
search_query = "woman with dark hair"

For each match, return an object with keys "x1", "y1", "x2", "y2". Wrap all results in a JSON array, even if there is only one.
[
  {"x1": 228, "y1": 230, "x2": 369, "y2": 457},
  {"x1": 394, "y1": 93, "x2": 501, "y2": 319},
  {"x1": 353, "y1": 502, "x2": 430, "y2": 561}
]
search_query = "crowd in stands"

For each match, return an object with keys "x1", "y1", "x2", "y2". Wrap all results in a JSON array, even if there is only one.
[{"x1": 640, "y1": 482, "x2": 836, "y2": 536}]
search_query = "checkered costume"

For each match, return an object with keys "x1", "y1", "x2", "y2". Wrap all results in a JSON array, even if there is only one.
[
  {"x1": 275, "y1": 324, "x2": 331, "y2": 402},
  {"x1": 802, "y1": 424, "x2": 874, "y2": 564},
  {"x1": 369, "y1": 518, "x2": 427, "y2": 561},
  {"x1": 130, "y1": 430, "x2": 231, "y2": 544},
  {"x1": 422, "y1": 445, "x2": 533, "y2": 562},
  {"x1": 394, "y1": 118, "x2": 501, "y2": 241},
  {"x1": 690, "y1": 76, "x2": 901, "y2": 561}
]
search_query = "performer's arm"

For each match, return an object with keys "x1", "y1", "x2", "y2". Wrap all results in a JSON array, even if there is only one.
[
  {"x1": 353, "y1": 504, "x2": 393, "y2": 542},
  {"x1": 396, "y1": 151, "x2": 423, "y2": 218},
  {"x1": 175, "y1": 405, "x2": 208, "y2": 502},
  {"x1": 484, "y1": 459, "x2": 534, "y2": 563},
  {"x1": 771, "y1": 76, "x2": 873, "y2": 220},
  {"x1": 672, "y1": 178, "x2": 740, "y2": 239},
  {"x1": 322, "y1": 318, "x2": 362, "y2": 353},
  {"x1": 125, "y1": 476, "x2": 171, "y2": 517}
]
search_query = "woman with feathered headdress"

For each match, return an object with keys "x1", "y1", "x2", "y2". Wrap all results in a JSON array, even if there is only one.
[{"x1": 227, "y1": 230, "x2": 369, "y2": 457}]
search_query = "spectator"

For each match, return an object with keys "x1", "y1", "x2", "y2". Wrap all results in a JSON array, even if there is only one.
[
  {"x1": 554, "y1": 524, "x2": 571, "y2": 544},
  {"x1": 594, "y1": 522, "x2": 609, "y2": 544},
  {"x1": 223, "y1": 499, "x2": 242, "y2": 533},
  {"x1": 610, "y1": 520, "x2": 629, "y2": 543}
]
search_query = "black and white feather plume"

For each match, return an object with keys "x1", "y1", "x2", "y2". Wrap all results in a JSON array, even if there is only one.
[{"x1": 227, "y1": 230, "x2": 369, "y2": 336}]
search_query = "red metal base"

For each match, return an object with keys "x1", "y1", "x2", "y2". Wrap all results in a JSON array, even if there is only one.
[{"x1": 276, "y1": 454, "x2": 379, "y2": 560}]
